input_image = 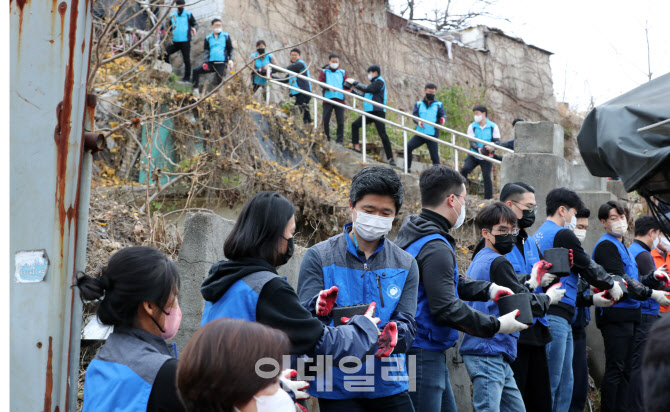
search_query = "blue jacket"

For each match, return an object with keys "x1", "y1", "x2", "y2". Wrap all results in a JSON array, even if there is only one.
[
  {"x1": 322, "y1": 68, "x2": 346, "y2": 100},
  {"x1": 405, "y1": 234, "x2": 460, "y2": 351},
  {"x1": 468, "y1": 119, "x2": 499, "y2": 153},
  {"x1": 460, "y1": 247, "x2": 519, "y2": 362},
  {"x1": 297, "y1": 223, "x2": 419, "y2": 399},
  {"x1": 204, "y1": 32, "x2": 231, "y2": 62},
  {"x1": 170, "y1": 10, "x2": 195, "y2": 43},
  {"x1": 594, "y1": 234, "x2": 641, "y2": 310},
  {"x1": 413, "y1": 99, "x2": 446, "y2": 137},
  {"x1": 628, "y1": 241, "x2": 660, "y2": 315},
  {"x1": 83, "y1": 327, "x2": 174, "y2": 412},
  {"x1": 534, "y1": 221, "x2": 580, "y2": 309},
  {"x1": 251, "y1": 52, "x2": 274, "y2": 85},
  {"x1": 506, "y1": 235, "x2": 549, "y2": 327}
]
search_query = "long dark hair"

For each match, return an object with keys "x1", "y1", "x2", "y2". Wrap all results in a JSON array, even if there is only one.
[
  {"x1": 177, "y1": 318, "x2": 289, "y2": 412},
  {"x1": 74, "y1": 246, "x2": 180, "y2": 327},
  {"x1": 223, "y1": 191, "x2": 295, "y2": 266}
]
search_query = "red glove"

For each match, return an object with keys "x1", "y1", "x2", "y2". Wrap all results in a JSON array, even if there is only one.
[
  {"x1": 569, "y1": 249, "x2": 574, "y2": 267},
  {"x1": 316, "y1": 286, "x2": 339, "y2": 316},
  {"x1": 439, "y1": 117, "x2": 446, "y2": 125},
  {"x1": 375, "y1": 322, "x2": 398, "y2": 359},
  {"x1": 280, "y1": 369, "x2": 310, "y2": 400},
  {"x1": 202, "y1": 63, "x2": 209, "y2": 71},
  {"x1": 592, "y1": 287, "x2": 615, "y2": 301},
  {"x1": 654, "y1": 265, "x2": 670, "y2": 288},
  {"x1": 532, "y1": 260, "x2": 553, "y2": 287}
]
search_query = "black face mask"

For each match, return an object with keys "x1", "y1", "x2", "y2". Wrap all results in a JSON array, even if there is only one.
[
  {"x1": 177, "y1": 7, "x2": 184, "y2": 13},
  {"x1": 493, "y1": 233, "x2": 517, "y2": 255},
  {"x1": 257, "y1": 48, "x2": 265, "y2": 55},
  {"x1": 518, "y1": 209, "x2": 536, "y2": 229},
  {"x1": 277, "y1": 237, "x2": 294, "y2": 266},
  {"x1": 425, "y1": 93, "x2": 435, "y2": 101}
]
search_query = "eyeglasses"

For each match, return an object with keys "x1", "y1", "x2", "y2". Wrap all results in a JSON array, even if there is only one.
[
  {"x1": 489, "y1": 227, "x2": 519, "y2": 236},
  {"x1": 512, "y1": 201, "x2": 537, "y2": 213}
]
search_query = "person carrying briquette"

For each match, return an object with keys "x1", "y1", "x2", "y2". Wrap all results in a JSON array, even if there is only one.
[
  {"x1": 162, "y1": 0, "x2": 197, "y2": 82},
  {"x1": 405, "y1": 83, "x2": 446, "y2": 173},
  {"x1": 272, "y1": 48, "x2": 313, "y2": 125},
  {"x1": 318, "y1": 53, "x2": 350, "y2": 144},
  {"x1": 459, "y1": 105, "x2": 501, "y2": 199},
  {"x1": 191, "y1": 18, "x2": 234, "y2": 98},
  {"x1": 250, "y1": 40, "x2": 278, "y2": 94}
]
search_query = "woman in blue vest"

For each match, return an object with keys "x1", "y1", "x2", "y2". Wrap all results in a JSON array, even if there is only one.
[
  {"x1": 78, "y1": 246, "x2": 185, "y2": 412},
  {"x1": 250, "y1": 40, "x2": 278, "y2": 94},
  {"x1": 405, "y1": 83, "x2": 446, "y2": 173},
  {"x1": 200, "y1": 191, "x2": 380, "y2": 367},
  {"x1": 592, "y1": 201, "x2": 670, "y2": 412}
]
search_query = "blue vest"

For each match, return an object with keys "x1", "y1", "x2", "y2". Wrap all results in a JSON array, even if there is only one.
[
  {"x1": 310, "y1": 225, "x2": 411, "y2": 399},
  {"x1": 322, "y1": 68, "x2": 345, "y2": 100},
  {"x1": 251, "y1": 52, "x2": 274, "y2": 85},
  {"x1": 288, "y1": 59, "x2": 312, "y2": 95},
  {"x1": 206, "y1": 32, "x2": 229, "y2": 62},
  {"x1": 201, "y1": 271, "x2": 279, "y2": 325},
  {"x1": 415, "y1": 100, "x2": 443, "y2": 136},
  {"x1": 628, "y1": 242, "x2": 659, "y2": 315},
  {"x1": 364, "y1": 76, "x2": 387, "y2": 113},
  {"x1": 469, "y1": 120, "x2": 497, "y2": 153},
  {"x1": 506, "y1": 237, "x2": 549, "y2": 327},
  {"x1": 405, "y1": 234, "x2": 460, "y2": 351},
  {"x1": 83, "y1": 327, "x2": 174, "y2": 412},
  {"x1": 534, "y1": 221, "x2": 579, "y2": 308},
  {"x1": 170, "y1": 11, "x2": 192, "y2": 42},
  {"x1": 593, "y1": 234, "x2": 640, "y2": 310},
  {"x1": 460, "y1": 247, "x2": 519, "y2": 362}
]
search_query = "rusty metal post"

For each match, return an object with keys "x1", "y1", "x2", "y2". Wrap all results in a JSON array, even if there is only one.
[{"x1": 10, "y1": 0, "x2": 94, "y2": 410}]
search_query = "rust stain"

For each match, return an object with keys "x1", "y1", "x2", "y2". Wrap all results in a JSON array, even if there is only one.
[
  {"x1": 15, "y1": 0, "x2": 29, "y2": 50},
  {"x1": 59, "y1": 2, "x2": 67, "y2": 51},
  {"x1": 43, "y1": 337, "x2": 53, "y2": 412}
]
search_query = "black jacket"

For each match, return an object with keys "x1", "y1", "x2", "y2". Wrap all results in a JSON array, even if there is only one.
[
  {"x1": 353, "y1": 76, "x2": 386, "y2": 112},
  {"x1": 394, "y1": 209, "x2": 501, "y2": 338}
]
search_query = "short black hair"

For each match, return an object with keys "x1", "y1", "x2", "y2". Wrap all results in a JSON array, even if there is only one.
[
  {"x1": 598, "y1": 200, "x2": 626, "y2": 221},
  {"x1": 473, "y1": 105, "x2": 488, "y2": 114},
  {"x1": 425, "y1": 83, "x2": 437, "y2": 90},
  {"x1": 176, "y1": 0, "x2": 185, "y2": 5},
  {"x1": 350, "y1": 166, "x2": 404, "y2": 215},
  {"x1": 211, "y1": 18, "x2": 222, "y2": 25},
  {"x1": 546, "y1": 188, "x2": 584, "y2": 216},
  {"x1": 290, "y1": 48, "x2": 301, "y2": 55},
  {"x1": 634, "y1": 215, "x2": 661, "y2": 237},
  {"x1": 500, "y1": 182, "x2": 535, "y2": 203},
  {"x1": 419, "y1": 165, "x2": 466, "y2": 208},
  {"x1": 367, "y1": 65, "x2": 381, "y2": 75},
  {"x1": 75, "y1": 246, "x2": 180, "y2": 327},
  {"x1": 224, "y1": 191, "x2": 295, "y2": 267},
  {"x1": 256, "y1": 40, "x2": 266, "y2": 47},
  {"x1": 329, "y1": 53, "x2": 339, "y2": 60},
  {"x1": 576, "y1": 208, "x2": 591, "y2": 219},
  {"x1": 476, "y1": 202, "x2": 518, "y2": 231},
  {"x1": 642, "y1": 315, "x2": 670, "y2": 412},
  {"x1": 512, "y1": 118, "x2": 525, "y2": 127}
]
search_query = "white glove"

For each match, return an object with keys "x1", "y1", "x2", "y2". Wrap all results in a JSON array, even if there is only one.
[
  {"x1": 497, "y1": 310, "x2": 529, "y2": 334},
  {"x1": 653, "y1": 265, "x2": 670, "y2": 288},
  {"x1": 651, "y1": 290, "x2": 670, "y2": 306},
  {"x1": 345, "y1": 77, "x2": 356, "y2": 84},
  {"x1": 545, "y1": 282, "x2": 566, "y2": 305},
  {"x1": 228, "y1": 60, "x2": 234, "y2": 71},
  {"x1": 280, "y1": 369, "x2": 310, "y2": 400},
  {"x1": 608, "y1": 281, "x2": 624, "y2": 301},
  {"x1": 593, "y1": 291, "x2": 614, "y2": 307},
  {"x1": 528, "y1": 260, "x2": 553, "y2": 290},
  {"x1": 489, "y1": 283, "x2": 514, "y2": 302},
  {"x1": 541, "y1": 273, "x2": 558, "y2": 288}
]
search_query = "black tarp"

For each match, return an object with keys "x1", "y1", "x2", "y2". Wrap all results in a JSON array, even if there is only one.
[{"x1": 577, "y1": 71, "x2": 670, "y2": 193}]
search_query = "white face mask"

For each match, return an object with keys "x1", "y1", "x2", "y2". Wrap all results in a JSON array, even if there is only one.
[
  {"x1": 452, "y1": 196, "x2": 466, "y2": 229},
  {"x1": 610, "y1": 219, "x2": 627, "y2": 237},
  {"x1": 213, "y1": 28, "x2": 222, "y2": 34},
  {"x1": 367, "y1": 73, "x2": 375, "y2": 80},
  {"x1": 235, "y1": 387, "x2": 295, "y2": 412},
  {"x1": 474, "y1": 115, "x2": 483, "y2": 123},
  {"x1": 660, "y1": 236, "x2": 670, "y2": 251},
  {"x1": 574, "y1": 228, "x2": 587, "y2": 242},
  {"x1": 563, "y1": 210, "x2": 577, "y2": 231},
  {"x1": 353, "y1": 210, "x2": 394, "y2": 242},
  {"x1": 330, "y1": 62, "x2": 339, "y2": 69},
  {"x1": 652, "y1": 233, "x2": 660, "y2": 250}
]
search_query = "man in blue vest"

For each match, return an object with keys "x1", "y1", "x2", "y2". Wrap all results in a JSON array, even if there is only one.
[
  {"x1": 459, "y1": 105, "x2": 501, "y2": 199},
  {"x1": 280, "y1": 48, "x2": 312, "y2": 124},
  {"x1": 191, "y1": 19, "x2": 234, "y2": 98},
  {"x1": 533, "y1": 188, "x2": 625, "y2": 412},
  {"x1": 405, "y1": 84, "x2": 446, "y2": 173},
  {"x1": 592, "y1": 202, "x2": 670, "y2": 412},
  {"x1": 318, "y1": 54, "x2": 350, "y2": 144},
  {"x1": 162, "y1": 0, "x2": 197, "y2": 82},
  {"x1": 394, "y1": 166, "x2": 528, "y2": 412},
  {"x1": 346, "y1": 65, "x2": 395, "y2": 166},
  {"x1": 297, "y1": 166, "x2": 419, "y2": 411}
]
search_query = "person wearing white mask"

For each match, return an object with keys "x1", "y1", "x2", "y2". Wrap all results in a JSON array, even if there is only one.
[
  {"x1": 459, "y1": 105, "x2": 502, "y2": 199},
  {"x1": 394, "y1": 166, "x2": 529, "y2": 412},
  {"x1": 592, "y1": 202, "x2": 670, "y2": 412},
  {"x1": 318, "y1": 53, "x2": 351, "y2": 144},
  {"x1": 298, "y1": 166, "x2": 418, "y2": 411},
  {"x1": 191, "y1": 18, "x2": 234, "y2": 98}
]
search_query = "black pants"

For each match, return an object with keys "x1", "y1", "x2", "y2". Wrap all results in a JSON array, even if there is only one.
[
  {"x1": 569, "y1": 325, "x2": 589, "y2": 412},
  {"x1": 163, "y1": 41, "x2": 191, "y2": 81},
  {"x1": 628, "y1": 314, "x2": 658, "y2": 412},
  {"x1": 599, "y1": 321, "x2": 636, "y2": 412},
  {"x1": 510, "y1": 343, "x2": 552, "y2": 412},
  {"x1": 293, "y1": 93, "x2": 312, "y2": 124},
  {"x1": 191, "y1": 62, "x2": 226, "y2": 89},
  {"x1": 406, "y1": 134, "x2": 440, "y2": 171},
  {"x1": 318, "y1": 391, "x2": 415, "y2": 412},
  {"x1": 352, "y1": 111, "x2": 393, "y2": 161},
  {"x1": 460, "y1": 154, "x2": 493, "y2": 199},
  {"x1": 322, "y1": 102, "x2": 344, "y2": 143}
]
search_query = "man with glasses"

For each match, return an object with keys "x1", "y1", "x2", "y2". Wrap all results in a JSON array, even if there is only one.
[
  {"x1": 534, "y1": 188, "x2": 625, "y2": 411},
  {"x1": 395, "y1": 166, "x2": 528, "y2": 412}
]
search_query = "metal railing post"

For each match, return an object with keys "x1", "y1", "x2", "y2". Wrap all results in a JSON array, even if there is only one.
[
  {"x1": 452, "y1": 133, "x2": 458, "y2": 169},
  {"x1": 362, "y1": 114, "x2": 366, "y2": 163},
  {"x1": 402, "y1": 116, "x2": 408, "y2": 174},
  {"x1": 265, "y1": 82, "x2": 270, "y2": 105},
  {"x1": 313, "y1": 98, "x2": 317, "y2": 131}
]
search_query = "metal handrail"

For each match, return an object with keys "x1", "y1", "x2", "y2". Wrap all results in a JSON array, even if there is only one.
[
  {"x1": 268, "y1": 63, "x2": 514, "y2": 155},
  {"x1": 266, "y1": 78, "x2": 501, "y2": 167}
]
